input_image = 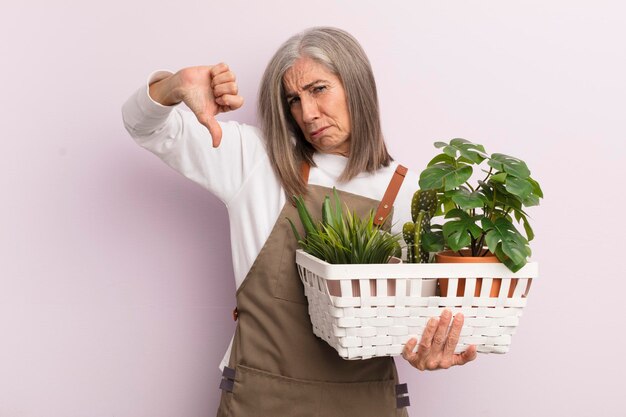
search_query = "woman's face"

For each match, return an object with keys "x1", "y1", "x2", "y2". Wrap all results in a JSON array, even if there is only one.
[{"x1": 283, "y1": 56, "x2": 351, "y2": 157}]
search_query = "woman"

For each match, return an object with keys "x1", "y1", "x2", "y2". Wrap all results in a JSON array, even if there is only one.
[{"x1": 122, "y1": 26, "x2": 476, "y2": 417}]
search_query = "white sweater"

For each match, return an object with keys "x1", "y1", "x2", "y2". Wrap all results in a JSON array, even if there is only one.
[{"x1": 121, "y1": 71, "x2": 420, "y2": 369}]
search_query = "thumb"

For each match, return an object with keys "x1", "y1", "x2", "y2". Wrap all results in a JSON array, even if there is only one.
[
  {"x1": 455, "y1": 344, "x2": 478, "y2": 366},
  {"x1": 202, "y1": 114, "x2": 222, "y2": 147}
]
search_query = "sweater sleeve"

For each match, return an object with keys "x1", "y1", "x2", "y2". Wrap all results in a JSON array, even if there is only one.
[{"x1": 121, "y1": 71, "x2": 266, "y2": 205}]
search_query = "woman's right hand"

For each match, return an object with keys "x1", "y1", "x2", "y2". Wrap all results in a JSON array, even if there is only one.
[{"x1": 148, "y1": 64, "x2": 244, "y2": 147}]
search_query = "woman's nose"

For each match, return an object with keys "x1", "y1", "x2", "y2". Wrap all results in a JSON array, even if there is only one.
[{"x1": 301, "y1": 96, "x2": 320, "y2": 123}]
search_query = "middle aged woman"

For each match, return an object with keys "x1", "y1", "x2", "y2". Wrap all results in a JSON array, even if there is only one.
[{"x1": 122, "y1": 26, "x2": 477, "y2": 417}]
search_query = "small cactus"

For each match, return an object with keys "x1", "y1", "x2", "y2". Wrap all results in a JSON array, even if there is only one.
[
  {"x1": 411, "y1": 189, "x2": 437, "y2": 221},
  {"x1": 402, "y1": 222, "x2": 416, "y2": 262},
  {"x1": 403, "y1": 190, "x2": 438, "y2": 263}
]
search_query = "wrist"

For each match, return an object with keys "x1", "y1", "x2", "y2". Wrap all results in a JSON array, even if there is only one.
[{"x1": 148, "y1": 75, "x2": 182, "y2": 106}]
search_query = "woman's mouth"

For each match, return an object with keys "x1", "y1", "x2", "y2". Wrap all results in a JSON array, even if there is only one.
[{"x1": 310, "y1": 126, "x2": 329, "y2": 138}]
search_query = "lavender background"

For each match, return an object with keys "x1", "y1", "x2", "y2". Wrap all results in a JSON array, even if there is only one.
[{"x1": 2, "y1": 1, "x2": 624, "y2": 416}]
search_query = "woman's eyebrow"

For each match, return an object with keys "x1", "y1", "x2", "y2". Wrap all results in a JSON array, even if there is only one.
[{"x1": 285, "y1": 79, "x2": 329, "y2": 98}]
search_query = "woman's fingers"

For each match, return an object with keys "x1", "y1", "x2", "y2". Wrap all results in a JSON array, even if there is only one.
[
  {"x1": 431, "y1": 309, "x2": 452, "y2": 351},
  {"x1": 207, "y1": 116, "x2": 223, "y2": 147},
  {"x1": 401, "y1": 338, "x2": 418, "y2": 361},
  {"x1": 419, "y1": 316, "x2": 438, "y2": 352},
  {"x1": 406, "y1": 317, "x2": 438, "y2": 370},
  {"x1": 454, "y1": 344, "x2": 477, "y2": 366},
  {"x1": 196, "y1": 113, "x2": 222, "y2": 147},
  {"x1": 209, "y1": 63, "x2": 243, "y2": 114},
  {"x1": 214, "y1": 81, "x2": 238, "y2": 97},
  {"x1": 443, "y1": 313, "x2": 464, "y2": 357},
  {"x1": 211, "y1": 70, "x2": 236, "y2": 87},
  {"x1": 216, "y1": 94, "x2": 244, "y2": 112},
  {"x1": 402, "y1": 309, "x2": 477, "y2": 371},
  {"x1": 210, "y1": 63, "x2": 230, "y2": 78}
]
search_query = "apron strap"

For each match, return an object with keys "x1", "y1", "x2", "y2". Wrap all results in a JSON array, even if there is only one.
[
  {"x1": 300, "y1": 160, "x2": 311, "y2": 184},
  {"x1": 285, "y1": 161, "x2": 311, "y2": 208},
  {"x1": 299, "y1": 161, "x2": 407, "y2": 227},
  {"x1": 373, "y1": 164, "x2": 408, "y2": 227}
]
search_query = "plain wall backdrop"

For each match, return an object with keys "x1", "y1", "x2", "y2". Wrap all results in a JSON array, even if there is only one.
[{"x1": 1, "y1": 1, "x2": 624, "y2": 416}]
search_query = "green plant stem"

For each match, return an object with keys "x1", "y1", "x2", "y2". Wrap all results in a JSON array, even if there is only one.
[
  {"x1": 470, "y1": 236, "x2": 478, "y2": 256},
  {"x1": 476, "y1": 234, "x2": 486, "y2": 255},
  {"x1": 477, "y1": 167, "x2": 493, "y2": 190},
  {"x1": 490, "y1": 188, "x2": 497, "y2": 221}
]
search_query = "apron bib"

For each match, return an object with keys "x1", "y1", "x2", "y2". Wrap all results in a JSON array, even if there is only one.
[{"x1": 217, "y1": 165, "x2": 410, "y2": 417}]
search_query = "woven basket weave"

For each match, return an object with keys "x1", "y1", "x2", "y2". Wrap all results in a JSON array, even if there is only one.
[{"x1": 295, "y1": 249, "x2": 538, "y2": 360}]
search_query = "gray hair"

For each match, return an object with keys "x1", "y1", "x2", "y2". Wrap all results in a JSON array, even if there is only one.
[{"x1": 258, "y1": 26, "x2": 392, "y2": 199}]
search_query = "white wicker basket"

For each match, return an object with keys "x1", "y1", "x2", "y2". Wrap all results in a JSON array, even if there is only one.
[{"x1": 295, "y1": 249, "x2": 538, "y2": 360}]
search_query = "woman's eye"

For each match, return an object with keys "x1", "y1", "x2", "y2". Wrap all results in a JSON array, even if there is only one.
[
  {"x1": 288, "y1": 97, "x2": 300, "y2": 106},
  {"x1": 313, "y1": 85, "x2": 327, "y2": 93}
]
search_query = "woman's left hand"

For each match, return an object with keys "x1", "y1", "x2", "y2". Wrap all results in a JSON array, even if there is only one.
[{"x1": 401, "y1": 309, "x2": 477, "y2": 370}]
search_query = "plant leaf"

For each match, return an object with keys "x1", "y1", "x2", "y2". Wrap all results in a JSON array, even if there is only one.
[
  {"x1": 293, "y1": 195, "x2": 318, "y2": 236},
  {"x1": 333, "y1": 187, "x2": 342, "y2": 222},
  {"x1": 322, "y1": 196, "x2": 332, "y2": 225},
  {"x1": 495, "y1": 245, "x2": 525, "y2": 273},
  {"x1": 483, "y1": 217, "x2": 529, "y2": 271},
  {"x1": 514, "y1": 211, "x2": 535, "y2": 241},
  {"x1": 488, "y1": 182, "x2": 529, "y2": 215},
  {"x1": 490, "y1": 172, "x2": 507, "y2": 183},
  {"x1": 448, "y1": 188, "x2": 486, "y2": 210},
  {"x1": 422, "y1": 230, "x2": 444, "y2": 252},
  {"x1": 427, "y1": 153, "x2": 456, "y2": 167},
  {"x1": 522, "y1": 193, "x2": 541, "y2": 207},
  {"x1": 449, "y1": 138, "x2": 488, "y2": 164},
  {"x1": 488, "y1": 153, "x2": 531, "y2": 179},
  {"x1": 442, "y1": 209, "x2": 483, "y2": 251},
  {"x1": 505, "y1": 176, "x2": 533, "y2": 200},
  {"x1": 419, "y1": 163, "x2": 473, "y2": 191},
  {"x1": 443, "y1": 146, "x2": 458, "y2": 158},
  {"x1": 287, "y1": 218, "x2": 302, "y2": 244},
  {"x1": 527, "y1": 176, "x2": 544, "y2": 198},
  {"x1": 457, "y1": 156, "x2": 475, "y2": 165}
]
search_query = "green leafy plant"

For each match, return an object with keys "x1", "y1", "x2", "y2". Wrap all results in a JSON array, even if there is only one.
[
  {"x1": 287, "y1": 188, "x2": 402, "y2": 264},
  {"x1": 418, "y1": 139, "x2": 543, "y2": 272}
]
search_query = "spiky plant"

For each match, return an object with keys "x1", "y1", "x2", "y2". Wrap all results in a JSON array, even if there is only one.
[
  {"x1": 288, "y1": 188, "x2": 402, "y2": 264},
  {"x1": 402, "y1": 190, "x2": 439, "y2": 263}
]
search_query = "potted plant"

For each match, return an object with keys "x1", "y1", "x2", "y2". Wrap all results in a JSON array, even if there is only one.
[
  {"x1": 288, "y1": 188, "x2": 403, "y2": 297},
  {"x1": 288, "y1": 188, "x2": 402, "y2": 265},
  {"x1": 417, "y1": 138, "x2": 543, "y2": 296}
]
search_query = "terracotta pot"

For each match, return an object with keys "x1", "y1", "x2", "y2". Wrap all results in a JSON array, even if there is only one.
[{"x1": 435, "y1": 249, "x2": 518, "y2": 298}]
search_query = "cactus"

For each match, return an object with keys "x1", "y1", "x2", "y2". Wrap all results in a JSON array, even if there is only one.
[
  {"x1": 402, "y1": 222, "x2": 416, "y2": 262},
  {"x1": 402, "y1": 190, "x2": 438, "y2": 263}
]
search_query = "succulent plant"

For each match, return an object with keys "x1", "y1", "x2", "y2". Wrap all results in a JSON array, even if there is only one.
[
  {"x1": 288, "y1": 188, "x2": 402, "y2": 264},
  {"x1": 402, "y1": 190, "x2": 439, "y2": 263}
]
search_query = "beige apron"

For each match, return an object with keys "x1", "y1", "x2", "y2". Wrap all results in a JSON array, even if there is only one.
[{"x1": 217, "y1": 164, "x2": 411, "y2": 417}]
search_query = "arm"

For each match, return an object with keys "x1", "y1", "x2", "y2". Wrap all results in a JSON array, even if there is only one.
[
  {"x1": 122, "y1": 65, "x2": 265, "y2": 204},
  {"x1": 147, "y1": 64, "x2": 243, "y2": 147}
]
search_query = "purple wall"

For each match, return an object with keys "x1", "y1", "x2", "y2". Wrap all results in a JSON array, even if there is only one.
[{"x1": 1, "y1": 1, "x2": 623, "y2": 415}]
